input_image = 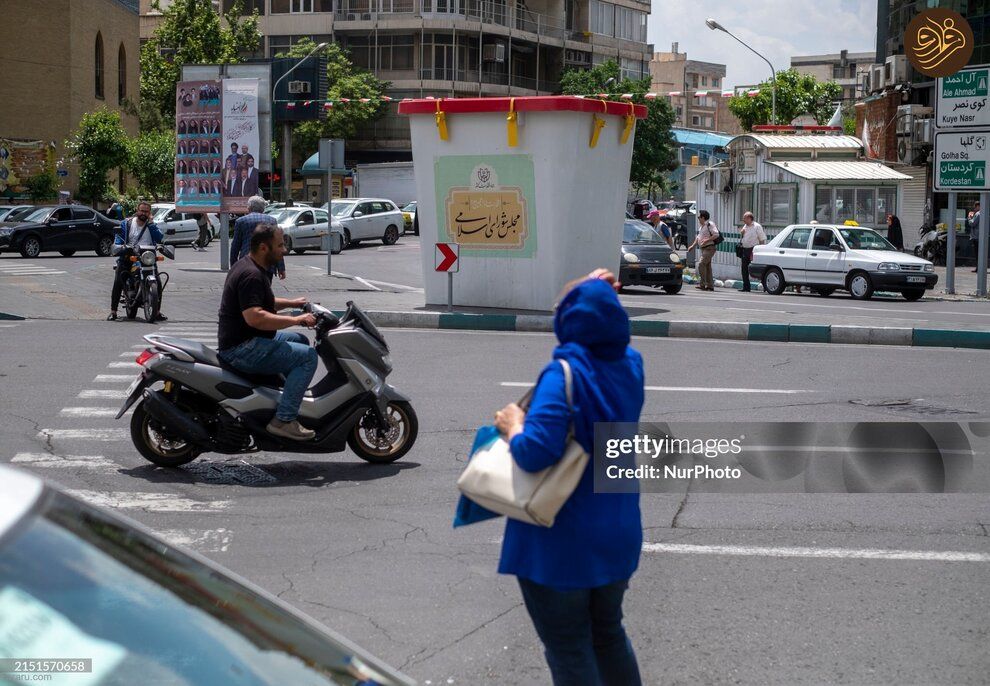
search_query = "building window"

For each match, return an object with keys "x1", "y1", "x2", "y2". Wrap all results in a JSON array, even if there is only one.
[
  {"x1": 117, "y1": 45, "x2": 126, "y2": 105},
  {"x1": 712, "y1": 77, "x2": 720, "y2": 88},
  {"x1": 269, "y1": 34, "x2": 332, "y2": 58},
  {"x1": 95, "y1": 33, "x2": 104, "y2": 99},
  {"x1": 759, "y1": 186, "x2": 796, "y2": 226},
  {"x1": 815, "y1": 186, "x2": 891, "y2": 228},
  {"x1": 691, "y1": 115, "x2": 700, "y2": 126},
  {"x1": 222, "y1": 0, "x2": 265, "y2": 13},
  {"x1": 271, "y1": 0, "x2": 333, "y2": 12},
  {"x1": 877, "y1": 186, "x2": 896, "y2": 224},
  {"x1": 376, "y1": 34, "x2": 415, "y2": 72}
]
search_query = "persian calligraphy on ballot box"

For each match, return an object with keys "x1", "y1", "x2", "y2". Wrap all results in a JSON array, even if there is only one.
[{"x1": 399, "y1": 97, "x2": 646, "y2": 311}]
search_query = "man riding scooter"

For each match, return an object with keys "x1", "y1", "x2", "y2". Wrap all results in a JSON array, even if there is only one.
[
  {"x1": 108, "y1": 201, "x2": 167, "y2": 322},
  {"x1": 216, "y1": 223, "x2": 319, "y2": 441}
]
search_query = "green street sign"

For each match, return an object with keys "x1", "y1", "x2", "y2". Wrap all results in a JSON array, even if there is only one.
[
  {"x1": 934, "y1": 132, "x2": 990, "y2": 191},
  {"x1": 936, "y1": 65, "x2": 990, "y2": 130}
]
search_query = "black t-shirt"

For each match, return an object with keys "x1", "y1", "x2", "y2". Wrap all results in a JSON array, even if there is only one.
[{"x1": 218, "y1": 257, "x2": 276, "y2": 351}]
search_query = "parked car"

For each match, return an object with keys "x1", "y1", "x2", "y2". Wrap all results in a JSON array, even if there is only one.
[
  {"x1": 0, "y1": 205, "x2": 116, "y2": 258},
  {"x1": 749, "y1": 223, "x2": 937, "y2": 301},
  {"x1": 619, "y1": 218, "x2": 684, "y2": 294},
  {"x1": 266, "y1": 205, "x2": 340, "y2": 254},
  {"x1": 0, "y1": 465, "x2": 415, "y2": 686},
  {"x1": 0, "y1": 205, "x2": 34, "y2": 222},
  {"x1": 151, "y1": 204, "x2": 219, "y2": 247},
  {"x1": 401, "y1": 201, "x2": 417, "y2": 234},
  {"x1": 323, "y1": 198, "x2": 404, "y2": 249},
  {"x1": 266, "y1": 201, "x2": 314, "y2": 210}
]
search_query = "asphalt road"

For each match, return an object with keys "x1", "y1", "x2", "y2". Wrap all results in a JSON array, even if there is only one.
[{"x1": 2, "y1": 319, "x2": 988, "y2": 685}]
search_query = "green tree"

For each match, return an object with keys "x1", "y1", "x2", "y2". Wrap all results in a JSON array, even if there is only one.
[
  {"x1": 560, "y1": 60, "x2": 679, "y2": 189},
  {"x1": 728, "y1": 69, "x2": 842, "y2": 132},
  {"x1": 24, "y1": 169, "x2": 60, "y2": 203},
  {"x1": 276, "y1": 39, "x2": 389, "y2": 165},
  {"x1": 66, "y1": 108, "x2": 130, "y2": 205},
  {"x1": 128, "y1": 129, "x2": 176, "y2": 200},
  {"x1": 139, "y1": 0, "x2": 262, "y2": 130}
]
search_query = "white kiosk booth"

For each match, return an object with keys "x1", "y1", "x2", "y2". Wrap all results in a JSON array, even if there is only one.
[{"x1": 399, "y1": 96, "x2": 646, "y2": 311}]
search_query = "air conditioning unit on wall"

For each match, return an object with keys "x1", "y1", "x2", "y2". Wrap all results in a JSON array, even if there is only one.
[
  {"x1": 869, "y1": 65, "x2": 884, "y2": 94},
  {"x1": 482, "y1": 43, "x2": 506, "y2": 63},
  {"x1": 885, "y1": 55, "x2": 909, "y2": 86}
]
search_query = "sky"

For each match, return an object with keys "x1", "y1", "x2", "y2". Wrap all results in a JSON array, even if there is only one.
[{"x1": 646, "y1": 0, "x2": 878, "y2": 89}]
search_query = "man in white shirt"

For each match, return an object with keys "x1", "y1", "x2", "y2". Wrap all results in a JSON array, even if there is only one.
[{"x1": 738, "y1": 211, "x2": 767, "y2": 292}]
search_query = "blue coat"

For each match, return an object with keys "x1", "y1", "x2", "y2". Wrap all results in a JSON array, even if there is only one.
[
  {"x1": 113, "y1": 219, "x2": 163, "y2": 267},
  {"x1": 498, "y1": 278, "x2": 645, "y2": 590}
]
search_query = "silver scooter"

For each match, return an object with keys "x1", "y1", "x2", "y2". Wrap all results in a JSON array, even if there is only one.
[{"x1": 116, "y1": 302, "x2": 417, "y2": 468}]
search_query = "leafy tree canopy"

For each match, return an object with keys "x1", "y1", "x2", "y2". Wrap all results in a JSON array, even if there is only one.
[{"x1": 728, "y1": 69, "x2": 842, "y2": 131}]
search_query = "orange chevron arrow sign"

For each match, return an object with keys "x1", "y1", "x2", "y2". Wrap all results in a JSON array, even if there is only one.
[{"x1": 435, "y1": 242, "x2": 459, "y2": 272}]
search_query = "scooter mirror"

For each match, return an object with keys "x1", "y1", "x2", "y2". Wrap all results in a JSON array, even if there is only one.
[{"x1": 160, "y1": 245, "x2": 176, "y2": 260}]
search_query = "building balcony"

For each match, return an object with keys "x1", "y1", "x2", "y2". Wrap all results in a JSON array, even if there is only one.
[{"x1": 417, "y1": 67, "x2": 559, "y2": 93}]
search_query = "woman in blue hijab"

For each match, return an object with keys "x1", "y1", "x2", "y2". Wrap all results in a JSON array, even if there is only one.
[{"x1": 494, "y1": 268, "x2": 645, "y2": 686}]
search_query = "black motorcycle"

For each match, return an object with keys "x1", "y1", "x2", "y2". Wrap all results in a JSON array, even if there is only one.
[{"x1": 116, "y1": 244, "x2": 174, "y2": 322}]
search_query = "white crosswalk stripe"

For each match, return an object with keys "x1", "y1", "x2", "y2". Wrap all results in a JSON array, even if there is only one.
[
  {"x1": 159, "y1": 528, "x2": 232, "y2": 552},
  {"x1": 94, "y1": 374, "x2": 135, "y2": 383},
  {"x1": 108, "y1": 361, "x2": 140, "y2": 368},
  {"x1": 67, "y1": 490, "x2": 230, "y2": 512},
  {"x1": 0, "y1": 263, "x2": 66, "y2": 276},
  {"x1": 38, "y1": 428, "x2": 129, "y2": 441},
  {"x1": 60, "y1": 407, "x2": 128, "y2": 417},
  {"x1": 79, "y1": 389, "x2": 128, "y2": 399},
  {"x1": 12, "y1": 452, "x2": 120, "y2": 473}
]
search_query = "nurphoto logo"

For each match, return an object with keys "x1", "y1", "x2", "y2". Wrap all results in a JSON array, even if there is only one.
[{"x1": 905, "y1": 8, "x2": 974, "y2": 78}]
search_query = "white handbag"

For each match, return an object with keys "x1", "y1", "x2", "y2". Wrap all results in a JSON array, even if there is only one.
[{"x1": 457, "y1": 358, "x2": 589, "y2": 527}]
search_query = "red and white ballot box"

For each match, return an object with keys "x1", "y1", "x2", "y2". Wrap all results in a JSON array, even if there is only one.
[{"x1": 399, "y1": 96, "x2": 646, "y2": 311}]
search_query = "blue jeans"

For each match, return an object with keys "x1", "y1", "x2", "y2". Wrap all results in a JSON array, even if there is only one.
[
  {"x1": 518, "y1": 578, "x2": 641, "y2": 686},
  {"x1": 218, "y1": 331, "x2": 317, "y2": 422}
]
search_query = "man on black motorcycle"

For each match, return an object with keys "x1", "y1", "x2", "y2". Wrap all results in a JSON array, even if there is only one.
[
  {"x1": 217, "y1": 224, "x2": 318, "y2": 441},
  {"x1": 107, "y1": 201, "x2": 167, "y2": 322}
]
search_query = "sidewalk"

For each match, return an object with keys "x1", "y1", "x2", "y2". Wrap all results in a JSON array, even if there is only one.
[{"x1": 1, "y1": 257, "x2": 988, "y2": 350}]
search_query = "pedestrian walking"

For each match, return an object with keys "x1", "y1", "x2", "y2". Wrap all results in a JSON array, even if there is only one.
[
  {"x1": 492, "y1": 268, "x2": 645, "y2": 686},
  {"x1": 967, "y1": 202, "x2": 983, "y2": 272},
  {"x1": 194, "y1": 213, "x2": 211, "y2": 251},
  {"x1": 886, "y1": 214, "x2": 904, "y2": 251},
  {"x1": 738, "y1": 211, "x2": 766, "y2": 292},
  {"x1": 687, "y1": 210, "x2": 719, "y2": 290},
  {"x1": 646, "y1": 210, "x2": 675, "y2": 250},
  {"x1": 230, "y1": 196, "x2": 285, "y2": 281}
]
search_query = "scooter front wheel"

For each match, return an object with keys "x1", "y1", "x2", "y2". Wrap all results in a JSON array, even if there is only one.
[
  {"x1": 130, "y1": 399, "x2": 200, "y2": 467},
  {"x1": 347, "y1": 400, "x2": 418, "y2": 464}
]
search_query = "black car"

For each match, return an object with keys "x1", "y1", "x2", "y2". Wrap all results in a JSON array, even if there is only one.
[
  {"x1": 619, "y1": 219, "x2": 684, "y2": 294},
  {"x1": 0, "y1": 205, "x2": 117, "y2": 258}
]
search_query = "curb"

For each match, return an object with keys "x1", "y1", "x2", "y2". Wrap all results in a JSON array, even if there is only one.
[
  {"x1": 0, "y1": 312, "x2": 26, "y2": 321},
  {"x1": 354, "y1": 310, "x2": 990, "y2": 350}
]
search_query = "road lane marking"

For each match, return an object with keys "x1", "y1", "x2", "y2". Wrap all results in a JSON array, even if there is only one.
[
  {"x1": 12, "y1": 453, "x2": 120, "y2": 472},
  {"x1": 38, "y1": 429, "x2": 129, "y2": 441},
  {"x1": 354, "y1": 276, "x2": 382, "y2": 291},
  {"x1": 501, "y1": 382, "x2": 811, "y2": 394},
  {"x1": 642, "y1": 542, "x2": 990, "y2": 562},
  {"x1": 79, "y1": 389, "x2": 128, "y2": 399},
  {"x1": 94, "y1": 374, "x2": 135, "y2": 383},
  {"x1": 158, "y1": 528, "x2": 232, "y2": 552},
  {"x1": 66, "y1": 490, "x2": 229, "y2": 512},
  {"x1": 108, "y1": 362, "x2": 140, "y2": 368},
  {"x1": 60, "y1": 407, "x2": 129, "y2": 417}
]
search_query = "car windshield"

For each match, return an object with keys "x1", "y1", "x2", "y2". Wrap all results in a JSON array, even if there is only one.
[
  {"x1": 152, "y1": 207, "x2": 172, "y2": 222},
  {"x1": 402, "y1": 202, "x2": 416, "y2": 212},
  {"x1": 330, "y1": 202, "x2": 355, "y2": 217},
  {"x1": 22, "y1": 208, "x2": 54, "y2": 223},
  {"x1": 623, "y1": 221, "x2": 666, "y2": 244},
  {"x1": 5, "y1": 207, "x2": 34, "y2": 222},
  {"x1": 0, "y1": 492, "x2": 410, "y2": 686},
  {"x1": 265, "y1": 209, "x2": 291, "y2": 222},
  {"x1": 839, "y1": 228, "x2": 896, "y2": 251}
]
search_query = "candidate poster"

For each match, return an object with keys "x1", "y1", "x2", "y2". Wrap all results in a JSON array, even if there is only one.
[
  {"x1": 174, "y1": 80, "x2": 223, "y2": 212},
  {"x1": 221, "y1": 78, "x2": 261, "y2": 213}
]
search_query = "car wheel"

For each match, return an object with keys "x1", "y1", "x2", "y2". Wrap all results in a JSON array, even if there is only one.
[
  {"x1": 20, "y1": 235, "x2": 41, "y2": 258},
  {"x1": 293, "y1": 248, "x2": 307, "y2": 255},
  {"x1": 848, "y1": 272, "x2": 874, "y2": 300},
  {"x1": 96, "y1": 235, "x2": 114, "y2": 257},
  {"x1": 762, "y1": 267, "x2": 786, "y2": 295},
  {"x1": 901, "y1": 288, "x2": 925, "y2": 302},
  {"x1": 662, "y1": 284, "x2": 682, "y2": 294},
  {"x1": 813, "y1": 287, "x2": 835, "y2": 297},
  {"x1": 283, "y1": 235, "x2": 293, "y2": 252},
  {"x1": 342, "y1": 229, "x2": 352, "y2": 250},
  {"x1": 58, "y1": 249, "x2": 76, "y2": 257},
  {"x1": 382, "y1": 225, "x2": 400, "y2": 245}
]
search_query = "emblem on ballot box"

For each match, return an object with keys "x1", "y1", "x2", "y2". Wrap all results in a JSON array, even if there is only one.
[{"x1": 444, "y1": 164, "x2": 529, "y2": 249}]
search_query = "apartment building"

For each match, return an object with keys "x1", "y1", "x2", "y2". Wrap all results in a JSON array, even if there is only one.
[
  {"x1": 141, "y1": 0, "x2": 653, "y2": 159},
  {"x1": 791, "y1": 50, "x2": 877, "y2": 102},
  {"x1": 649, "y1": 44, "x2": 729, "y2": 132}
]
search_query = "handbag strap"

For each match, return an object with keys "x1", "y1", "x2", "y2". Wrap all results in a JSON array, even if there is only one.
[{"x1": 518, "y1": 358, "x2": 575, "y2": 414}]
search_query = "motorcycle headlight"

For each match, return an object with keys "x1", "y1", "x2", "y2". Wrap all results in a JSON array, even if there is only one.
[
  {"x1": 622, "y1": 252, "x2": 640, "y2": 263},
  {"x1": 668, "y1": 252, "x2": 681, "y2": 264},
  {"x1": 877, "y1": 262, "x2": 900, "y2": 271},
  {"x1": 140, "y1": 250, "x2": 157, "y2": 266},
  {"x1": 923, "y1": 263, "x2": 935, "y2": 272}
]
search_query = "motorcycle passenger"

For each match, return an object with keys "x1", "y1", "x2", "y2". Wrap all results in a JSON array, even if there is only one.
[
  {"x1": 108, "y1": 201, "x2": 166, "y2": 322},
  {"x1": 216, "y1": 224, "x2": 319, "y2": 441}
]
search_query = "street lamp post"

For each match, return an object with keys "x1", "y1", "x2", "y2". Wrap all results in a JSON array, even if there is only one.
[
  {"x1": 705, "y1": 18, "x2": 776, "y2": 125},
  {"x1": 272, "y1": 42, "x2": 330, "y2": 207}
]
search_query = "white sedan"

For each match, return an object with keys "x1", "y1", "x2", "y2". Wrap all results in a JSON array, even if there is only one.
[
  {"x1": 265, "y1": 206, "x2": 341, "y2": 254},
  {"x1": 152, "y1": 204, "x2": 219, "y2": 246},
  {"x1": 749, "y1": 224, "x2": 937, "y2": 301}
]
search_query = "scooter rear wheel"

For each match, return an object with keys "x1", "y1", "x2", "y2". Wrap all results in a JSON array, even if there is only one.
[
  {"x1": 130, "y1": 399, "x2": 200, "y2": 467},
  {"x1": 347, "y1": 400, "x2": 418, "y2": 464}
]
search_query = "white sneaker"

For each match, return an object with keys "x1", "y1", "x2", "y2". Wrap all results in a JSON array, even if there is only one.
[{"x1": 266, "y1": 418, "x2": 316, "y2": 441}]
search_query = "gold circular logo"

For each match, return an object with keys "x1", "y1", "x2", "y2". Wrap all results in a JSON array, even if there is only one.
[{"x1": 905, "y1": 9, "x2": 974, "y2": 78}]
